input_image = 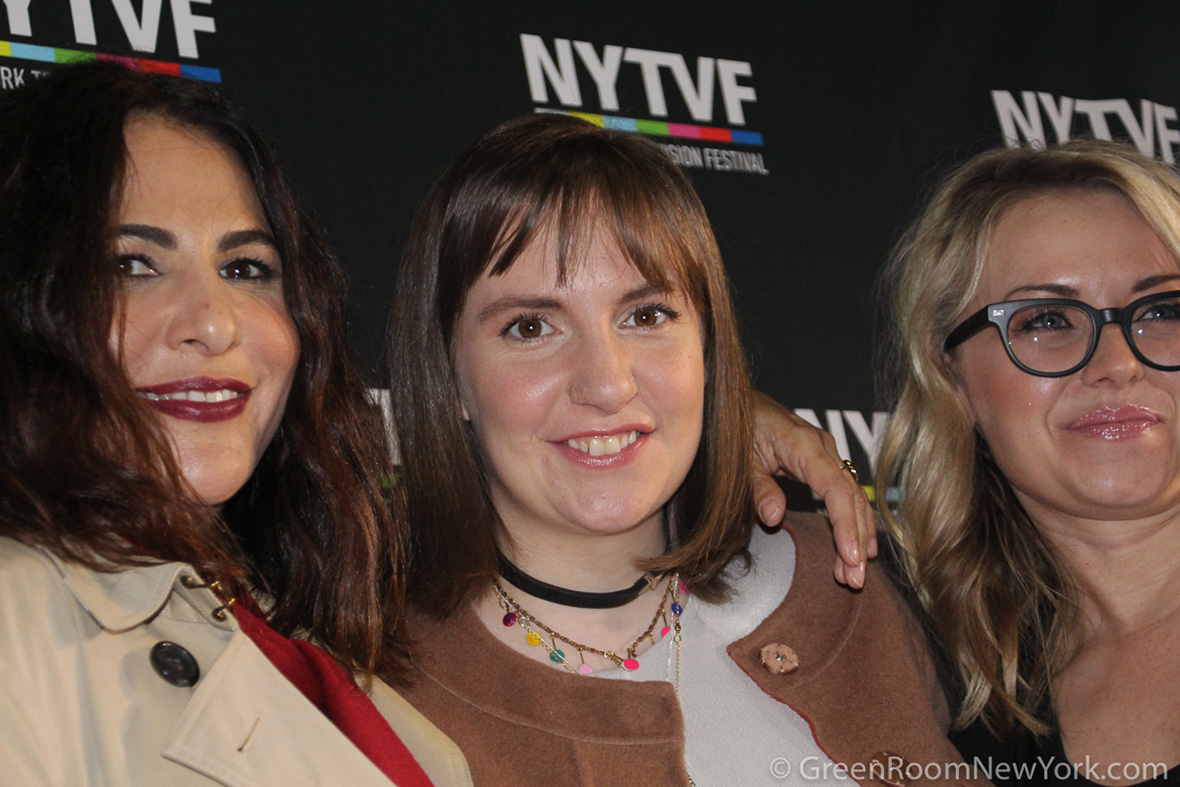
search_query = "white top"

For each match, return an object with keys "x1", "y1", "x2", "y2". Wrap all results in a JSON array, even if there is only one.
[{"x1": 596, "y1": 526, "x2": 856, "y2": 786}]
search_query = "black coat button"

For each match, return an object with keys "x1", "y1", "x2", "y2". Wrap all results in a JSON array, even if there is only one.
[{"x1": 150, "y1": 641, "x2": 200, "y2": 687}]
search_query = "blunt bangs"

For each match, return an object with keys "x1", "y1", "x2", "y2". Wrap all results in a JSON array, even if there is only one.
[{"x1": 436, "y1": 118, "x2": 713, "y2": 344}]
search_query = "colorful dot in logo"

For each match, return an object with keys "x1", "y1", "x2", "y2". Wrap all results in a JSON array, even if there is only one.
[
  {"x1": 0, "y1": 41, "x2": 220, "y2": 83},
  {"x1": 544, "y1": 108, "x2": 763, "y2": 147}
]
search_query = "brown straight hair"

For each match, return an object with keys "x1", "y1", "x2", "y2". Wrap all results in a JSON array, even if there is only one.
[
  {"x1": 389, "y1": 113, "x2": 754, "y2": 616},
  {"x1": 0, "y1": 62, "x2": 409, "y2": 680}
]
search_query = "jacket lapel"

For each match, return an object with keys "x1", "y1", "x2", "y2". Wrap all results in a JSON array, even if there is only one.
[{"x1": 161, "y1": 631, "x2": 396, "y2": 786}]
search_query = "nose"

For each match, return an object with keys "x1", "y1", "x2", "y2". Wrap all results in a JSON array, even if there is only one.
[
  {"x1": 1079, "y1": 322, "x2": 1143, "y2": 387},
  {"x1": 567, "y1": 330, "x2": 638, "y2": 413},
  {"x1": 166, "y1": 272, "x2": 242, "y2": 356}
]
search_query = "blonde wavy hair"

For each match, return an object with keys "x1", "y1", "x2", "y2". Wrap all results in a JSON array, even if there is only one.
[{"x1": 876, "y1": 138, "x2": 1180, "y2": 737}]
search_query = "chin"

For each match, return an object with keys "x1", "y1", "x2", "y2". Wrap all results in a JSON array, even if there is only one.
[
  {"x1": 562, "y1": 499, "x2": 666, "y2": 537},
  {"x1": 179, "y1": 460, "x2": 255, "y2": 509},
  {"x1": 1056, "y1": 483, "x2": 1179, "y2": 521},
  {"x1": 189, "y1": 483, "x2": 247, "y2": 509}
]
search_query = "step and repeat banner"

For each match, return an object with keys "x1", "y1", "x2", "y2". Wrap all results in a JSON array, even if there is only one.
[{"x1": 4, "y1": 1, "x2": 1179, "y2": 478}]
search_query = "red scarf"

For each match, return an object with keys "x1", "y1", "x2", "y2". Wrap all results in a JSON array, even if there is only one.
[{"x1": 234, "y1": 599, "x2": 434, "y2": 786}]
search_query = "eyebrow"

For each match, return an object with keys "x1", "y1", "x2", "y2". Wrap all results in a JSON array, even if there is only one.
[
  {"x1": 477, "y1": 295, "x2": 561, "y2": 322},
  {"x1": 117, "y1": 224, "x2": 276, "y2": 253},
  {"x1": 1003, "y1": 273, "x2": 1180, "y2": 301},
  {"x1": 621, "y1": 283, "x2": 670, "y2": 302},
  {"x1": 1132, "y1": 273, "x2": 1180, "y2": 293},
  {"x1": 476, "y1": 283, "x2": 673, "y2": 323},
  {"x1": 218, "y1": 229, "x2": 277, "y2": 253},
  {"x1": 119, "y1": 223, "x2": 175, "y2": 249}
]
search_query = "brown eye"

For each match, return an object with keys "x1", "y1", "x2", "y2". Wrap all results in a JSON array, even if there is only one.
[
  {"x1": 506, "y1": 315, "x2": 554, "y2": 340},
  {"x1": 624, "y1": 303, "x2": 677, "y2": 328},
  {"x1": 220, "y1": 258, "x2": 276, "y2": 281},
  {"x1": 117, "y1": 255, "x2": 156, "y2": 277},
  {"x1": 631, "y1": 307, "x2": 660, "y2": 326}
]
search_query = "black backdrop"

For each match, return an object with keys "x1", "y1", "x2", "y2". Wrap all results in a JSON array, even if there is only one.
[{"x1": 7, "y1": 1, "x2": 1180, "y2": 479}]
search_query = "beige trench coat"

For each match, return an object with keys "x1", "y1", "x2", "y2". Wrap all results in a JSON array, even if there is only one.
[{"x1": 0, "y1": 537, "x2": 472, "y2": 786}]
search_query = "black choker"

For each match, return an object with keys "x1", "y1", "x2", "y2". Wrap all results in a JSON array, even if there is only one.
[{"x1": 497, "y1": 554, "x2": 662, "y2": 609}]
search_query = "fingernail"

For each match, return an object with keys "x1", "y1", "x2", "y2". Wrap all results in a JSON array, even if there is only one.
[
  {"x1": 848, "y1": 539, "x2": 860, "y2": 565},
  {"x1": 869, "y1": 537, "x2": 878, "y2": 557},
  {"x1": 758, "y1": 501, "x2": 777, "y2": 525}
]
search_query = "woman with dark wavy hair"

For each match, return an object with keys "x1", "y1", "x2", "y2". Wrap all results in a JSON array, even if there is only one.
[{"x1": 0, "y1": 62, "x2": 466, "y2": 785}]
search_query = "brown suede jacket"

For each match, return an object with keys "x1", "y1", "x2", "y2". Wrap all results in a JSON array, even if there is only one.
[{"x1": 401, "y1": 514, "x2": 988, "y2": 786}]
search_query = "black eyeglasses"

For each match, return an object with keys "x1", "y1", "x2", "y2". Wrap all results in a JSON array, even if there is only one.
[{"x1": 943, "y1": 289, "x2": 1180, "y2": 377}]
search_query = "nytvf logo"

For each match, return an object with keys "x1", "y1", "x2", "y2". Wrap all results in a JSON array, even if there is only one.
[
  {"x1": 1, "y1": 0, "x2": 216, "y2": 59},
  {"x1": 992, "y1": 89, "x2": 1180, "y2": 162},
  {"x1": 521, "y1": 33, "x2": 757, "y2": 127}
]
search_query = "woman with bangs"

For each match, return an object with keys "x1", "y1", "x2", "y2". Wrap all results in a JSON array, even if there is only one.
[{"x1": 390, "y1": 114, "x2": 980, "y2": 786}]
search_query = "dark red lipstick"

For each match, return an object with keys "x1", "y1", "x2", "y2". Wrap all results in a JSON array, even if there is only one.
[{"x1": 135, "y1": 377, "x2": 250, "y2": 423}]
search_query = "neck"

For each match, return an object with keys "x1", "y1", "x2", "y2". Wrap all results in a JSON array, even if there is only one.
[
  {"x1": 476, "y1": 510, "x2": 675, "y2": 670},
  {"x1": 497, "y1": 513, "x2": 668, "y2": 593},
  {"x1": 1024, "y1": 497, "x2": 1180, "y2": 639}
]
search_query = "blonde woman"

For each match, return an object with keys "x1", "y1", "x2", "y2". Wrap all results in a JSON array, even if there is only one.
[{"x1": 880, "y1": 138, "x2": 1180, "y2": 784}]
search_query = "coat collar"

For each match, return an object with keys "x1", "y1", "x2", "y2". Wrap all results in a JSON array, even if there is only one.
[
  {"x1": 728, "y1": 519, "x2": 863, "y2": 692},
  {"x1": 727, "y1": 517, "x2": 982, "y2": 786},
  {"x1": 46, "y1": 551, "x2": 190, "y2": 633},
  {"x1": 693, "y1": 524, "x2": 799, "y2": 645}
]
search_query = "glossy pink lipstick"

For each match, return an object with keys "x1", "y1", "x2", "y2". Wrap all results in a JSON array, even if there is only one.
[
  {"x1": 136, "y1": 377, "x2": 251, "y2": 423},
  {"x1": 555, "y1": 426, "x2": 649, "y2": 468},
  {"x1": 1066, "y1": 406, "x2": 1161, "y2": 440}
]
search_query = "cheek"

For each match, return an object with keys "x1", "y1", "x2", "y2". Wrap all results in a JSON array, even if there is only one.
[
  {"x1": 955, "y1": 351, "x2": 1059, "y2": 467},
  {"x1": 109, "y1": 295, "x2": 164, "y2": 385},
  {"x1": 252, "y1": 303, "x2": 300, "y2": 422},
  {"x1": 459, "y1": 353, "x2": 564, "y2": 443},
  {"x1": 264, "y1": 310, "x2": 300, "y2": 385},
  {"x1": 642, "y1": 336, "x2": 706, "y2": 408},
  {"x1": 636, "y1": 340, "x2": 707, "y2": 464}
]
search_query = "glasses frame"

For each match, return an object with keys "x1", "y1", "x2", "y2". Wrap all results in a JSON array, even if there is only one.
[{"x1": 943, "y1": 289, "x2": 1180, "y2": 378}]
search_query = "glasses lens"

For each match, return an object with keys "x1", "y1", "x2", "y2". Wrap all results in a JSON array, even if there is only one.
[
  {"x1": 1131, "y1": 294, "x2": 1180, "y2": 369},
  {"x1": 1006, "y1": 303, "x2": 1092, "y2": 374}
]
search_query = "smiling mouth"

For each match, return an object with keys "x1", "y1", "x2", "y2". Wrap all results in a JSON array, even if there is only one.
[
  {"x1": 1067, "y1": 405, "x2": 1161, "y2": 440},
  {"x1": 137, "y1": 389, "x2": 245, "y2": 403},
  {"x1": 565, "y1": 430, "x2": 639, "y2": 457},
  {"x1": 135, "y1": 378, "x2": 252, "y2": 423}
]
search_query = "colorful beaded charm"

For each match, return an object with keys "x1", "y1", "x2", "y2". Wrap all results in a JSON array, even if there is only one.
[{"x1": 492, "y1": 573, "x2": 684, "y2": 677}]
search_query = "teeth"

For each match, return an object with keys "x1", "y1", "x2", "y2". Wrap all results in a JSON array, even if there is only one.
[
  {"x1": 566, "y1": 430, "x2": 639, "y2": 457},
  {"x1": 138, "y1": 389, "x2": 243, "y2": 403}
]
